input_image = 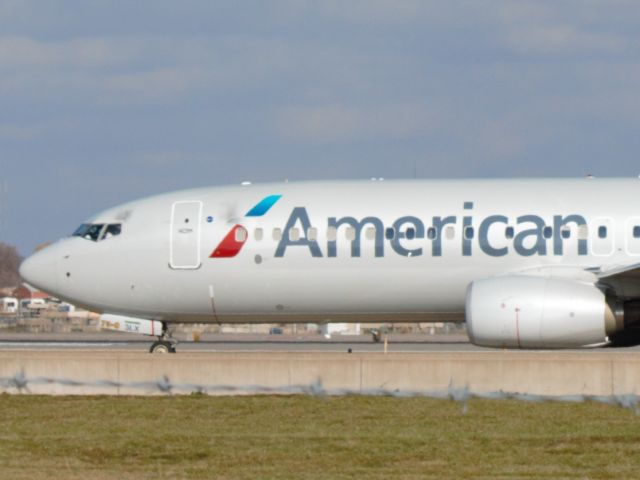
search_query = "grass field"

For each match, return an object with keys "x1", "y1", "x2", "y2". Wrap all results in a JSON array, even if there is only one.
[{"x1": 1, "y1": 395, "x2": 640, "y2": 479}]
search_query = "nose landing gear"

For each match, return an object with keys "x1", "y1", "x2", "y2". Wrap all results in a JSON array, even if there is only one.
[
  {"x1": 99, "y1": 314, "x2": 178, "y2": 353},
  {"x1": 149, "y1": 340, "x2": 176, "y2": 354},
  {"x1": 149, "y1": 322, "x2": 177, "y2": 353}
]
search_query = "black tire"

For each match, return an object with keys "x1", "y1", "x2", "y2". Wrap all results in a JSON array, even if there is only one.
[{"x1": 150, "y1": 341, "x2": 172, "y2": 354}]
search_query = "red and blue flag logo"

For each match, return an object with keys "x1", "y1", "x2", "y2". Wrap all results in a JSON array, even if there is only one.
[{"x1": 210, "y1": 195, "x2": 282, "y2": 258}]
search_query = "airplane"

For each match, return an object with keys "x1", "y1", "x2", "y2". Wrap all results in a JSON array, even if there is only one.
[{"x1": 18, "y1": 177, "x2": 640, "y2": 353}]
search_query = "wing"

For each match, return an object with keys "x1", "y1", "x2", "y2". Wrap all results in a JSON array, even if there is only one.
[
  {"x1": 595, "y1": 263, "x2": 640, "y2": 299},
  {"x1": 597, "y1": 263, "x2": 640, "y2": 281}
]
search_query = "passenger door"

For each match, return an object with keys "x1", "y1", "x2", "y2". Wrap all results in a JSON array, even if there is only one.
[{"x1": 170, "y1": 201, "x2": 203, "y2": 269}]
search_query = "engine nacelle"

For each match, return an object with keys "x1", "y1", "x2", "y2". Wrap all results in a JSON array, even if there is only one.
[{"x1": 465, "y1": 276, "x2": 622, "y2": 349}]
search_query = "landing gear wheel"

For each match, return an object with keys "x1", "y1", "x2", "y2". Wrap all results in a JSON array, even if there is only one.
[
  {"x1": 150, "y1": 340, "x2": 175, "y2": 354},
  {"x1": 148, "y1": 322, "x2": 177, "y2": 354}
]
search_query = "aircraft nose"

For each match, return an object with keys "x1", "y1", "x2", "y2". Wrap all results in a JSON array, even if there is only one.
[{"x1": 19, "y1": 249, "x2": 59, "y2": 294}]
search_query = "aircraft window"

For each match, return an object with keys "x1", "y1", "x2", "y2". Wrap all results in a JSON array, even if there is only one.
[
  {"x1": 73, "y1": 224, "x2": 91, "y2": 237},
  {"x1": 445, "y1": 226, "x2": 455, "y2": 240},
  {"x1": 406, "y1": 227, "x2": 416, "y2": 240},
  {"x1": 290, "y1": 228, "x2": 300, "y2": 241},
  {"x1": 543, "y1": 226, "x2": 552, "y2": 239},
  {"x1": 327, "y1": 226, "x2": 337, "y2": 241},
  {"x1": 505, "y1": 226, "x2": 514, "y2": 239},
  {"x1": 365, "y1": 227, "x2": 376, "y2": 240},
  {"x1": 578, "y1": 225, "x2": 589, "y2": 240},
  {"x1": 235, "y1": 227, "x2": 248, "y2": 242},
  {"x1": 346, "y1": 227, "x2": 356, "y2": 241},
  {"x1": 102, "y1": 224, "x2": 122, "y2": 240},
  {"x1": 427, "y1": 227, "x2": 437, "y2": 240},
  {"x1": 385, "y1": 228, "x2": 395, "y2": 240},
  {"x1": 598, "y1": 226, "x2": 607, "y2": 239},
  {"x1": 72, "y1": 224, "x2": 105, "y2": 242},
  {"x1": 464, "y1": 227, "x2": 474, "y2": 240},
  {"x1": 561, "y1": 226, "x2": 571, "y2": 239},
  {"x1": 307, "y1": 228, "x2": 318, "y2": 241},
  {"x1": 634, "y1": 226, "x2": 640, "y2": 238},
  {"x1": 273, "y1": 228, "x2": 282, "y2": 241},
  {"x1": 254, "y1": 228, "x2": 263, "y2": 241}
]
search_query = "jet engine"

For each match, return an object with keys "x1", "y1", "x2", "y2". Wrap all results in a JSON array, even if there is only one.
[{"x1": 465, "y1": 276, "x2": 628, "y2": 349}]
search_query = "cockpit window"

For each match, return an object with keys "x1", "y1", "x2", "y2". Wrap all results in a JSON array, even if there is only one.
[
  {"x1": 73, "y1": 224, "x2": 104, "y2": 241},
  {"x1": 104, "y1": 224, "x2": 122, "y2": 239},
  {"x1": 72, "y1": 223, "x2": 122, "y2": 242}
]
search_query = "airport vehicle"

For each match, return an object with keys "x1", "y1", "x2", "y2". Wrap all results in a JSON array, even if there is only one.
[
  {"x1": 21, "y1": 298, "x2": 47, "y2": 311},
  {"x1": 18, "y1": 178, "x2": 640, "y2": 352},
  {"x1": 0, "y1": 297, "x2": 18, "y2": 314}
]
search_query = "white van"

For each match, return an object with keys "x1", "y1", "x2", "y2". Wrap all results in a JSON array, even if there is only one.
[{"x1": 0, "y1": 297, "x2": 18, "y2": 314}]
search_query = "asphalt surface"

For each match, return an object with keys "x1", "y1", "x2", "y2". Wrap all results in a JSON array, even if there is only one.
[
  {"x1": 0, "y1": 332, "x2": 479, "y2": 352},
  {"x1": 1, "y1": 332, "x2": 640, "y2": 353}
]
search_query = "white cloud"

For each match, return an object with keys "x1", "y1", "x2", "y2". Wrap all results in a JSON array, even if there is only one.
[
  {"x1": 494, "y1": 1, "x2": 629, "y2": 56},
  {"x1": 506, "y1": 25, "x2": 624, "y2": 55},
  {"x1": 101, "y1": 68, "x2": 207, "y2": 101},
  {"x1": 274, "y1": 103, "x2": 433, "y2": 143},
  {"x1": 0, "y1": 36, "x2": 143, "y2": 69},
  {"x1": 314, "y1": 0, "x2": 427, "y2": 25}
]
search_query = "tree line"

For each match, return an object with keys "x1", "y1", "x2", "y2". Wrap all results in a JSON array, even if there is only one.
[{"x1": 0, "y1": 242, "x2": 22, "y2": 288}]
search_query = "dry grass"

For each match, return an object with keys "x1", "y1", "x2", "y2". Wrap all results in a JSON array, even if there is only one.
[{"x1": 0, "y1": 394, "x2": 639, "y2": 479}]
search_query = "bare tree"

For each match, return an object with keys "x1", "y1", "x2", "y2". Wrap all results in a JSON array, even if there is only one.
[{"x1": 0, "y1": 242, "x2": 22, "y2": 288}]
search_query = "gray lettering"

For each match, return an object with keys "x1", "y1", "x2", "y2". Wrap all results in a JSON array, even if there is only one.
[
  {"x1": 514, "y1": 215, "x2": 547, "y2": 256},
  {"x1": 275, "y1": 207, "x2": 323, "y2": 258},
  {"x1": 327, "y1": 216, "x2": 384, "y2": 257},
  {"x1": 553, "y1": 214, "x2": 587, "y2": 255},
  {"x1": 431, "y1": 216, "x2": 456, "y2": 257},
  {"x1": 390, "y1": 216, "x2": 425, "y2": 257},
  {"x1": 478, "y1": 215, "x2": 508, "y2": 257}
]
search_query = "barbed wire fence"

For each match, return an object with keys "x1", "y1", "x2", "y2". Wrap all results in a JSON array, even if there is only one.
[{"x1": 1, "y1": 370, "x2": 639, "y2": 414}]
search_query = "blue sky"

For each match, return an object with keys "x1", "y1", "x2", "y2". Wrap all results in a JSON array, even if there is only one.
[{"x1": 2, "y1": 1, "x2": 640, "y2": 255}]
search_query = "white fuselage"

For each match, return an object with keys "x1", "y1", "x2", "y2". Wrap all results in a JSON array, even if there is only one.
[{"x1": 19, "y1": 178, "x2": 640, "y2": 325}]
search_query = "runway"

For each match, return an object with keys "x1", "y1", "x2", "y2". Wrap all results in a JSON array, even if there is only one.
[
  {"x1": 2, "y1": 332, "x2": 640, "y2": 352},
  {"x1": 0, "y1": 332, "x2": 480, "y2": 352}
]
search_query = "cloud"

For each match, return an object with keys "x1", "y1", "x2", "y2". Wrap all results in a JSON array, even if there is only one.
[
  {"x1": 311, "y1": 0, "x2": 427, "y2": 25},
  {"x1": 505, "y1": 25, "x2": 624, "y2": 56},
  {"x1": 495, "y1": 1, "x2": 629, "y2": 57},
  {"x1": 0, "y1": 36, "x2": 143, "y2": 69},
  {"x1": 274, "y1": 104, "x2": 434, "y2": 143},
  {"x1": 101, "y1": 68, "x2": 207, "y2": 102}
]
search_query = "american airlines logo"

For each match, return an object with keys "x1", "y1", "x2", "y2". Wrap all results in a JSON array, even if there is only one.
[
  {"x1": 209, "y1": 195, "x2": 282, "y2": 258},
  {"x1": 209, "y1": 197, "x2": 591, "y2": 259},
  {"x1": 274, "y1": 204, "x2": 590, "y2": 258}
]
